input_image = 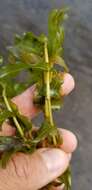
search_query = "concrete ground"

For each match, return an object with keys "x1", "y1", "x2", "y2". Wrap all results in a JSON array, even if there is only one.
[{"x1": 0, "y1": 0, "x2": 92, "y2": 189}]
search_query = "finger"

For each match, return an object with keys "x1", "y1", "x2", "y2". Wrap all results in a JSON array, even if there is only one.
[
  {"x1": 31, "y1": 128, "x2": 77, "y2": 153},
  {"x1": 12, "y1": 73, "x2": 75, "y2": 119},
  {"x1": 0, "y1": 149, "x2": 70, "y2": 190},
  {"x1": 0, "y1": 121, "x2": 16, "y2": 136},
  {"x1": 12, "y1": 85, "x2": 40, "y2": 119},
  {"x1": 59, "y1": 129, "x2": 78, "y2": 153},
  {"x1": 61, "y1": 73, "x2": 75, "y2": 96}
]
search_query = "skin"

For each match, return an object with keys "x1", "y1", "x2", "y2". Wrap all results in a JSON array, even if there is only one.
[{"x1": 0, "y1": 73, "x2": 77, "y2": 190}]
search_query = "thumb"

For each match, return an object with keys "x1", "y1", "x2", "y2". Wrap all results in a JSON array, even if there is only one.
[
  {"x1": 27, "y1": 148, "x2": 70, "y2": 189},
  {"x1": 0, "y1": 149, "x2": 71, "y2": 190},
  {"x1": 30, "y1": 148, "x2": 71, "y2": 190}
]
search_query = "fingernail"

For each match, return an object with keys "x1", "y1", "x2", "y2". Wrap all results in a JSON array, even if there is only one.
[
  {"x1": 61, "y1": 73, "x2": 75, "y2": 96},
  {"x1": 41, "y1": 148, "x2": 69, "y2": 173}
]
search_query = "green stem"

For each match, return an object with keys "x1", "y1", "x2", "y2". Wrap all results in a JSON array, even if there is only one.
[
  {"x1": 44, "y1": 39, "x2": 54, "y2": 126},
  {"x1": 2, "y1": 88, "x2": 25, "y2": 140},
  {"x1": 44, "y1": 39, "x2": 57, "y2": 145}
]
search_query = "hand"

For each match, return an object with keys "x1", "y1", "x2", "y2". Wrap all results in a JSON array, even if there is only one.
[{"x1": 0, "y1": 73, "x2": 77, "y2": 190}]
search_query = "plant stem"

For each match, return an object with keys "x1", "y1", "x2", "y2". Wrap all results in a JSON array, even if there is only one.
[
  {"x1": 44, "y1": 39, "x2": 54, "y2": 126},
  {"x1": 44, "y1": 39, "x2": 57, "y2": 145},
  {"x1": 2, "y1": 88, "x2": 25, "y2": 140}
]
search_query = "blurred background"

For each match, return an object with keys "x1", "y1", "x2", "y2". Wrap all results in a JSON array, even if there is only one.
[{"x1": 0, "y1": 0, "x2": 92, "y2": 189}]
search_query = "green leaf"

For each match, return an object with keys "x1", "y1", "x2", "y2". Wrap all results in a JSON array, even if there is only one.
[
  {"x1": 0, "y1": 136, "x2": 23, "y2": 152},
  {"x1": 8, "y1": 32, "x2": 44, "y2": 59},
  {"x1": 51, "y1": 97, "x2": 64, "y2": 110},
  {"x1": 16, "y1": 114, "x2": 32, "y2": 133},
  {"x1": 33, "y1": 74, "x2": 63, "y2": 109},
  {"x1": 0, "y1": 136, "x2": 30, "y2": 168},
  {"x1": 32, "y1": 121, "x2": 58, "y2": 144},
  {"x1": 0, "y1": 150, "x2": 15, "y2": 168},
  {"x1": 0, "y1": 62, "x2": 49, "y2": 80},
  {"x1": 48, "y1": 8, "x2": 68, "y2": 56},
  {"x1": 13, "y1": 82, "x2": 30, "y2": 96},
  {"x1": 58, "y1": 167, "x2": 71, "y2": 190},
  {"x1": 20, "y1": 51, "x2": 41, "y2": 65},
  {"x1": 0, "y1": 71, "x2": 33, "y2": 98},
  {"x1": 53, "y1": 56, "x2": 69, "y2": 72},
  {"x1": 29, "y1": 70, "x2": 43, "y2": 85},
  {"x1": 14, "y1": 34, "x2": 22, "y2": 45},
  {"x1": 0, "y1": 78, "x2": 19, "y2": 98},
  {"x1": 0, "y1": 55, "x2": 3, "y2": 65},
  {"x1": 0, "y1": 110, "x2": 14, "y2": 126},
  {"x1": 50, "y1": 75, "x2": 62, "y2": 96},
  {"x1": 10, "y1": 102, "x2": 32, "y2": 132},
  {"x1": 0, "y1": 64, "x2": 27, "y2": 79}
]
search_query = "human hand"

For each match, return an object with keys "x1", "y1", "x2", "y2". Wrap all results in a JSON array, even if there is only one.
[{"x1": 0, "y1": 73, "x2": 77, "y2": 190}]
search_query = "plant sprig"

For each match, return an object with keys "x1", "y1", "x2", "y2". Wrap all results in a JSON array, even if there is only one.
[{"x1": 0, "y1": 8, "x2": 72, "y2": 190}]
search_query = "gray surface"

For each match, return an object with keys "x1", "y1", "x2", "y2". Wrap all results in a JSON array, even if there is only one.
[{"x1": 0, "y1": 0, "x2": 92, "y2": 189}]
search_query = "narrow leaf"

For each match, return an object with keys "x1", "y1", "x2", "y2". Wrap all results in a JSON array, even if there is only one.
[
  {"x1": 0, "y1": 110, "x2": 14, "y2": 126},
  {"x1": 0, "y1": 136, "x2": 23, "y2": 152},
  {"x1": 0, "y1": 55, "x2": 3, "y2": 65},
  {"x1": 10, "y1": 102, "x2": 32, "y2": 132},
  {"x1": 0, "y1": 62, "x2": 49, "y2": 80},
  {"x1": 48, "y1": 8, "x2": 68, "y2": 56},
  {"x1": 54, "y1": 56, "x2": 69, "y2": 72},
  {"x1": 0, "y1": 150, "x2": 14, "y2": 168},
  {"x1": 32, "y1": 121, "x2": 58, "y2": 144}
]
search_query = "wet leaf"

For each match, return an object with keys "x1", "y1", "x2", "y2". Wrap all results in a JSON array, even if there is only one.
[
  {"x1": 0, "y1": 150, "x2": 15, "y2": 168},
  {"x1": 58, "y1": 167, "x2": 71, "y2": 190},
  {"x1": 51, "y1": 97, "x2": 64, "y2": 110},
  {"x1": 0, "y1": 136, "x2": 30, "y2": 168},
  {"x1": 0, "y1": 136, "x2": 23, "y2": 152},
  {"x1": 0, "y1": 62, "x2": 50, "y2": 80},
  {"x1": 0, "y1": 55, "x2": 3, "y2": 65},
  {"x1": 32, "y1": 121, "x2": 58, "y2": 144},
  {"x1": 0, "y1": 110, "x2": 14, "y2": 126},
  {"x1": 10, "y1": 102, "x2": 32, "y2": 132},
  {"x1": 8, "y1": 32, "x2": 44, "y2": 59},
  {"x1": 48, "y1": 8, "x2": 68, "y2": 56},
  {"x1": 53, "y1": 56, "x2": 69, "y2": 72}
]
